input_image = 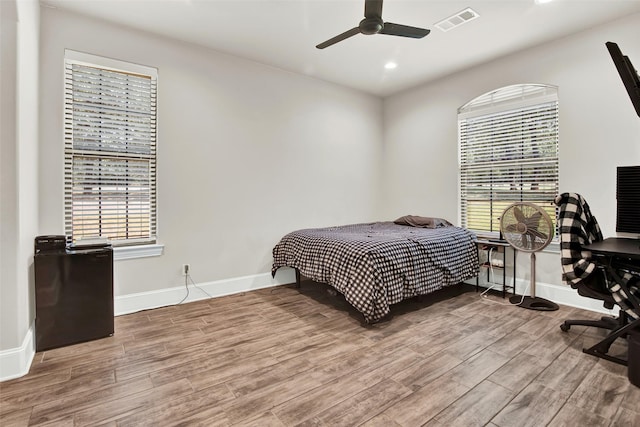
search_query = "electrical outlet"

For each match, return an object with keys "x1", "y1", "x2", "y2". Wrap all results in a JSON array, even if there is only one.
[{"x1": 183, "y1": 264, "x2": 190, "y2": 275}]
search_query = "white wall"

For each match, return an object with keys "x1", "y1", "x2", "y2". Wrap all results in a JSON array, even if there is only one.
[
  {"x1": 382, "y1": 13, "x2": 640, "y2": 291},
  {"x1": 38, "y1": 8, "x2": 383, "y2": 298},
  {"x1": 0, "y1": 0, "x2": 40, "y2": 378},
  {"x1": 0, "y1": 0, "x2": 20, "y2": 352}
]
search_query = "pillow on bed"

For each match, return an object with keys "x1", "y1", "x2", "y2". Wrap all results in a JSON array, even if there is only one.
[{"x1": 394, "y1": 215, "x2": 453, "y2": 228}]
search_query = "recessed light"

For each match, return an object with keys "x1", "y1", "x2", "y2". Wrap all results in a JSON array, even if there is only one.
[
  {"x1": 385, "y1": 62, "x2": 397, "y2": 70},
  {"x1": 535, "y1": 0, "x2": 554, "y2": 4}
]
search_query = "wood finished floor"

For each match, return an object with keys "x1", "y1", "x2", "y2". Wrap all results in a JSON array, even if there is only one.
[{"x1": 1, "y1": 282, "x2": 639, "y2": 427}]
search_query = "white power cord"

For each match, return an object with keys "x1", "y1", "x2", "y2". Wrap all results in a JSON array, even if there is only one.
[{"x1": 176, "y1": 272, "x2": 214, "y2": 305}]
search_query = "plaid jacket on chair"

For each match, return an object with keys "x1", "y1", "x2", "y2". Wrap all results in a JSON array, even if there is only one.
[
  {"x1": 555, "y1": 192, "x2": 639, "y2": 320},
  {"x1": 554, "y1": 192, "x2": 603, "y2": 287}
]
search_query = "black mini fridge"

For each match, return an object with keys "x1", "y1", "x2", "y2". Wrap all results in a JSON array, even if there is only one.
[{"x1": 34, "y1": 236, "x2": 114, "y2": 351}]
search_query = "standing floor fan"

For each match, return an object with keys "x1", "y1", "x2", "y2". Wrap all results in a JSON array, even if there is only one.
[{"x1": 500, "y1": 202, "x2": 559, "y2": 311}]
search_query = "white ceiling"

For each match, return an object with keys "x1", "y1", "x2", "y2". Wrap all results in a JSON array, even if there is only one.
[{"x1": 43, "y1": 0, "x2": 640, "y2": 97}]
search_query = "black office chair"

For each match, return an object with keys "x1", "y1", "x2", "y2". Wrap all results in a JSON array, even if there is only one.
[{"x1": 555, "y1": 193, "x2": 640, "y2": 365}]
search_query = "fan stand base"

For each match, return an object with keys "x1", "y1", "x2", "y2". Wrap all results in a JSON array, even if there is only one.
[{"x1": 509, "y1": 295, "x2": 559, "y2": 311}]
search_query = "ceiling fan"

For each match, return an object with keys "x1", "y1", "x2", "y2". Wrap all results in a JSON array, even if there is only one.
[{"x1": 316, "y1": 0, "x2": 430, "y2": 49}]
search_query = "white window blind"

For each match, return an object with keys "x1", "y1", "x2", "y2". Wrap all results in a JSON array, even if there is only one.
[
  {"x1": 458, "y1": 84, "x2": 559, "y2": 236},
  {"x1": 64, "y1": 51, "x2": 157, "y2": 246}
]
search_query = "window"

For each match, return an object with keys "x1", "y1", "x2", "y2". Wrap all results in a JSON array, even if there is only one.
[
  {"x1": 64, "y1": 50, "x2": 157, "y2": 247},
  {"x1": 458, "y1": 84, "x2": 559, "y2": 237}
]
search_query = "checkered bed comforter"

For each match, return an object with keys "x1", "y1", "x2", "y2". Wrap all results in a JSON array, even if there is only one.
[{"x1": 272, "y1": 222, "x2": 479, "y2": 323}]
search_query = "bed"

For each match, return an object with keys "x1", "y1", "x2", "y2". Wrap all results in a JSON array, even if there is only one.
[{"x1": 271, "y1": 218, "x2": 479, "y2": 323}]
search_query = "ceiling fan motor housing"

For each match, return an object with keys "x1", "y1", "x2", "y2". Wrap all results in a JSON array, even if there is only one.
[{"x1": 360, "y1": 17, "x2": 384, "y2": 35}]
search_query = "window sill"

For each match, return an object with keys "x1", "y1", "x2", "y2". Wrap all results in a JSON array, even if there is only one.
[{"x1": 113, "y1": 244, "x2": 164, "y2": 261}]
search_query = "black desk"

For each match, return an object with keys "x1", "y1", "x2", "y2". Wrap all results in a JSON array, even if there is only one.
[{"x1": 585, "y1": 237, "x2": 640, "y2": 260}]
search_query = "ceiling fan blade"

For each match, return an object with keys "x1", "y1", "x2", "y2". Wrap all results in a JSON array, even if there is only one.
[
  {"x1": 316, "y1": 27, "x2": 361, "y2": 49},
  {"x1": 364, "y1": 0, "x2": 383, "y2": 19},
  {"x1": 379, "y1": 22, "x2": 430, "y2": 39}
]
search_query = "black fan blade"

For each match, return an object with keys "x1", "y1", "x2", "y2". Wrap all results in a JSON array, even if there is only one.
[
  {"x1": 504, "y1": 224, "x2": 519, "y2": 233},
  {"x1": 527, "y1": 228, "x2": 548, "y2": 241},
  {"x1": 316, "y1": 27, "x2": 361, "y2": 49},
  {"x1": 379, "y1": 22, "x2": 430, "y2": 39},
  {"x1": 365, "y1": 0, "x2": 383, "y2": 19},
  {"x1": 525, "y1": 212, "x2": 542, "y2": 228},
  {"x1": 513, "y1": 206, "x2": 526, "y2": 223}
]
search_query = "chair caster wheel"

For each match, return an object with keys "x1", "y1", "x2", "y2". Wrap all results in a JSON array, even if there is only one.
[{"x1": 560, "y1": 323, "x2": 570, "y2": 332}]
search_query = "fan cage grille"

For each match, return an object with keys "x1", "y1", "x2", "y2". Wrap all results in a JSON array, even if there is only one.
[{"x1": 500, "y1": 202, "x2": 554, "y2": 252}]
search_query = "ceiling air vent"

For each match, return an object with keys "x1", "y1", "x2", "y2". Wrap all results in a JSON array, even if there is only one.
[{"x1": 435, "y1": 7, "x2": 479, "y2": 32}]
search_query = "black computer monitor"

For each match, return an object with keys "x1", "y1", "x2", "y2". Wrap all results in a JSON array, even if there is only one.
[
  {"x1": 617, "y1": 165, "x2": 640, "y2": 234},
  {"x1": 606, "y1": 42, "x2": 640, "y2": 118}
]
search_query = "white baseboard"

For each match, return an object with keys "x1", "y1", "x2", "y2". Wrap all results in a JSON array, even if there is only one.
[
  {"x1": 469, "y1": 278, "x2": 615, "y2": 316},
  {"x1": 114, "y1": 268, "x2": 296, "y2": 316},
  {"x1": 534, "y1": 280, "x2": 615, "y2": 315},
  {"x1": 0, "y1": 322, "x2": 35, "y2": 382},
  {"x1": 118, "y1": 272, "x2": 611, "y2": 317}
]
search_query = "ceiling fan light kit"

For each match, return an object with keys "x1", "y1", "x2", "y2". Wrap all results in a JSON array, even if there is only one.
[
  {"x1": 316, "y1": 0, "x2": 430, "y2": 49},
  {"x1": 500, "y1": 202, "x2": 559, "y2": 311}
]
